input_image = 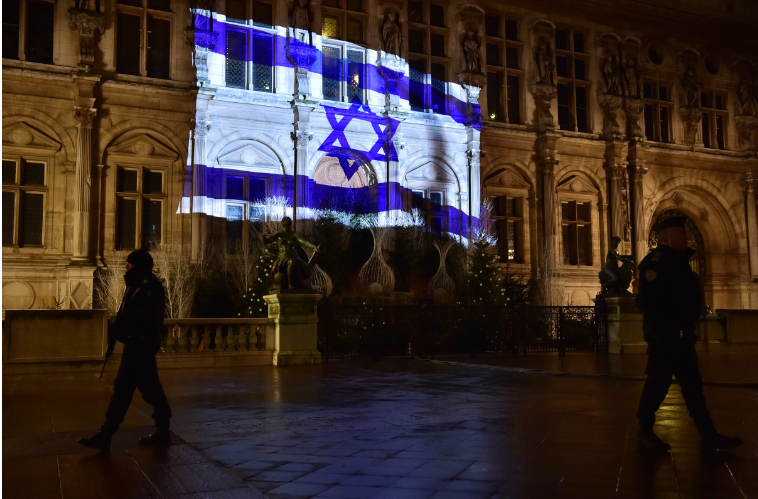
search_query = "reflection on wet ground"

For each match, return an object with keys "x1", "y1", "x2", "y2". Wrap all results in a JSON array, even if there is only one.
[{"x1": 3, "y1": 354, "x2": 756, "y2": 498}]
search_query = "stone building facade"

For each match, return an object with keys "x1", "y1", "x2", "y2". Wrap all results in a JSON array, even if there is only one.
[{"x1": 3, "y1": 0, "x2": 757, "y2": 313}]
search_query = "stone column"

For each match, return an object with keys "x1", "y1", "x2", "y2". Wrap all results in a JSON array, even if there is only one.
[
  {"x1": 191, "y1": 117, "x2": 211, "y2": 262},
  {"x1": 291, "y1": 102, "x2": 315, "y2": 227},
  {"x1": 628, "y1": 140, "x2": 648, "y2": 264},
  {"x1": 466, "y1": 127, "x2": 482, "y2": 228},
  {"x1": 535, "y1": 132, "x2": 560, "y2": 260},
  {"x1": 745, "y1": 172, "x2": 758, "y2": 280},
  {"x1": 72, "y1": 106, "x2": 97, "y2": 261},
  {"x1": 605, "y1": 140, "x2": 626, "y2": 242}
]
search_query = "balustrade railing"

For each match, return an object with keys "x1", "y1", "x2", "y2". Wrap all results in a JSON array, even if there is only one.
[{"x1": 162, "y1": 318, "x2": 269, "y2": 354}]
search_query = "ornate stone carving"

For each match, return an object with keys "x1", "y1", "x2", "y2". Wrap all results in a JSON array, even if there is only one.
[
  {"x1": 737, "y1": 74, "x2": 758, "y2": 117},
  {"x1": 532, "y1": 83, "x2": 558, "y2": 130},
  {"x1": 68, "y1": 8, "x2": 106, "y2": 72},
  {"x1": 466, "y1": 148, "x2": 481, "y2": 169},
  {"x1": 622, "y1": 58, "x2": 639, "y2": 98},
  {"x1": 188, "y1": 29, "x2": 218, "y2": 85},
  {"x1": 289, "y1": 0, "x2": 311, "y2": 32},
  {"x1": 377, "y1": 54, "x2": 408, "y2": 112},
  {"x1": 287, "y1": 39, "x2": 318, "y2": 100},
  {"x1": 623, "y1": 97, "x2": 645, "y2": 139},
  {"x1": 194, "y1": 119, "x2": 211, "y2": 138},
  {"x1": 602, "y1": 55, "x2": 621, "y2": 96},
  {"x1": 291, "y1": 129, "x2": 312, "y2": 149},
  {"x1": 681, "y1": 66, "x2": 702, "y2": 108},
  {"x1": 462, "y1": 29, "x2": 482, "y2": 73},
  {"x1": 458, "y1": 72, "x2": 486, "y2": 126},
  {"x1": 680, "y1": 106, "x2": 703, "y2": 147},
  {"x1": 535, "y1": 42, "x2": 555, "y2": 85},
  {"x1": 73, "y1": 106, "x2": 97, "y2": 127},
  {"x1": 540, "y1": 156, "x2": 559, "y2": 174},
  {"x1": 599, "y1": 94, "x2": 623, "y2": 139},
  {"x1": 380, "y1": 10, "x2": 402, "y2": 57}
]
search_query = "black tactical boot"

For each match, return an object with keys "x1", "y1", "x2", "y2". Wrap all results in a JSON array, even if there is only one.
[
  {"x1": 78, "y1": 432, "x2": 111, "y2": 451},
  {"x1": 700, "y1": 429, "x2": 743, "y2": 450},
  {"x1": 636, "y1": 428, "x2": 671, "y2": 452},
  {"x1": 139, "y1": 428, "x2": 171, "y2": 446}
]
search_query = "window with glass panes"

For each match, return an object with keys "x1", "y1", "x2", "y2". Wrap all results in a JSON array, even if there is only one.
[
  {"x1": 700, "y1": 90, "x2": 728, "y2": 150},
  {"x1": 322, "y1": 42, "x2": 366, "y2": 103},
  {"x1": 2, "y1": 0, "x2": 55, "y2": 64},
  {"x1": 224, "y1": 28, "x2": 274, "y2": 91},
  {"x1": 115, "y1": 166, "x2": 165, "y2": 250},
  {"x1": 561, "y1": 200, "x2": 593, "y2": 266},
  {"x1": 406, "y1": 1, "x2": 449, "y2": 113},
  {"x1": 484, "y1": 14, "x2": 522, "y2": 124},
  {"x1": 555, "y1": 27, "x2": 590, "y2": 132},
  {"x1": 409, "y1": 188, "x2": 445, "y2": 236},
  {"x1": 116, "y1": 0, "x2": 173, "y2": 79},
  {"x1": 321, "y1": 0, "x2": 366, "y2": 45},
  {"x1": 225, "y1": 175, "x2": 268, "y2": 253},
  {"x1": 2, "y1": 158, "x2": 46, "y2": 247},
  {"x1": 492, "y1": 195, "x2": 523, "y2": 263},
  {"x1": 226, "y1": 0, "x2": 272, "y2": 26},
  {"x1": 642, "y1": 79, "x2": 672, "y2": 142}
]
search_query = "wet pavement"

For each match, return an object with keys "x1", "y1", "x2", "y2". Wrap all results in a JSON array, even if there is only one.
[{"x1": 3, "y1": 353, "x2": 757, "y2": 499}]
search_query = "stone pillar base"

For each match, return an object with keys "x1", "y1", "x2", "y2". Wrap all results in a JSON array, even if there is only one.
[
  {"x1": 264, "y1": 291, "x2": 323, "y2": 366},
  {"x1": 604, "y1": 294, "x2": 646, "y2": 354}
]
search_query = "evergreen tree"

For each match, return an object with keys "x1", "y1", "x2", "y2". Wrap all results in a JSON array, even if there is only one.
[{"x1": 467, "y1": 237, "x2": 503, "y2": 306}]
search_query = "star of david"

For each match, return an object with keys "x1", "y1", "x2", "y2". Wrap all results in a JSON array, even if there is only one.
[{"x1": 320, "y1": 97, "x2": 399, "y2": 180}]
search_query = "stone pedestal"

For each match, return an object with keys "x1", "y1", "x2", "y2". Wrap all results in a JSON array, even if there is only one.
[
  {"x1": 264, "y1": 292, "x2": 323, "y2": 366},
  {"x1": 604, "y1": 294, "x2": 646, "y2": 354}
]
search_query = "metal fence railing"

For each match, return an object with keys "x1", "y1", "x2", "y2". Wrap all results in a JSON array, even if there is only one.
[{"x1": 318, "y1": 303, "x2": 607, "y2": 362}]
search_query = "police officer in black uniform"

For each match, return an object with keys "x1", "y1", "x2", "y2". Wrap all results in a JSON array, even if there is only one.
[
  {"x1": 79, "y1": 249, "x2": 172, "y2": 451},
  {"x1": 635, "y1": 216, "x2": 742, "y2": 452}
]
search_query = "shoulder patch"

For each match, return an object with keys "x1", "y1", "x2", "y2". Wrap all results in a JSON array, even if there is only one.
[{"x1": 645, "y1": 270, "x2": 657, "y2": 281}]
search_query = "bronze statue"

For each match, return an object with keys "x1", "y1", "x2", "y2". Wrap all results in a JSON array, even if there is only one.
[
  {"x1": 263, "y1": 216, "x2": 319, "y2": 291},
  {"x1": 599, "y1": 236, "x2": 635, "y2": 294}
]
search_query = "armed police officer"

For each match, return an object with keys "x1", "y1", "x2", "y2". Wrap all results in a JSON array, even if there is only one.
[
  {"x1": 635, "y1": 216, "x2": 742, "y2": 452},
  {"x1": 79, "y1": 249, "x2": 172, "y2": 451}
]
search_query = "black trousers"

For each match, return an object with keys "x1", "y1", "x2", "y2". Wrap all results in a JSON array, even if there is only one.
[
  {"x1": 101, "y1": 347, "x2": 171, "y2": 435},
  {"x1": 637, "y1": 336, "x2": 712, "y2": 432}
]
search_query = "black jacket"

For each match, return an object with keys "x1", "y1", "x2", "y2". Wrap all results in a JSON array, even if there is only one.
[
  {"x1": 636, "y1": 244, "x2": 701, "y2": 335},
  {"x1": 115, "y1": 268, "x2": 165, "y2": 354}
]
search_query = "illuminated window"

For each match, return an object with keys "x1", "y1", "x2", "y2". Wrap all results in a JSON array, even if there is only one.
[
  {"x1": 321, "y1": 0, "x2": 365, "y2": 44},
  {"x1": 225, "y1": 175, "x2": 268, "y2": 254},
  {"x1": 322, "y1": 42, "x2": 365, "y2": 103}
]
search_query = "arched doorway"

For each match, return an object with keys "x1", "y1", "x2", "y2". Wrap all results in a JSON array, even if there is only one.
[
  {"x1": 313, "y1": 150, "x2": 377, "y2": 214},
  {"x1": 648, "y1": 210, "x2": 706, "y2": 276}
]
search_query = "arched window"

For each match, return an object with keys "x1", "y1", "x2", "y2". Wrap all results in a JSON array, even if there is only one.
[{"x1": 648, "y1": 210, "x2": 706, "y2": 276}]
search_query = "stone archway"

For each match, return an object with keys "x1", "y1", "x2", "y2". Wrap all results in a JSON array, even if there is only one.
[
  {"x1": 649, "y1": 210, "x2": 706, "y2": 277},
  {"x1": 312, "y1": 150, "x2": 377, "y2": 214}
]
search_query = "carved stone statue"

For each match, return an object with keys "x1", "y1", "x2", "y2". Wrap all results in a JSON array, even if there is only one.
[
  {"x1": 535, "y1": 42, "x2": 554, "y2": 85},
  {"x1": 682, "y1": 68, "x2": 701, "y2": 107},
  {"x1": 77, "y1": 0, "x2": 95, "y2": 10},
  {"x1": 462, "y1": 30, "x2": 482, "y2": 73},
  {"x1": 263, "y1": 216, "x2": 320, "y2": 291},
  {"x1": 602, "y1": 55, "x2": 620, "y2": 95},
  {"x1": 381, "y1": 11, "x2": 401, "y2": 56},
  {"x1": 623, "y1": 58, "x2": 639, "y2": 98},
  {"x1": 598, "y1": 236, "x2": 635, "y2": 294},
  {"x1": 737, "y1": 76, "x2": 758, "y2": 117},
  {"x1": 289, "y1": 0, "x2": 310, "y2": 32}
]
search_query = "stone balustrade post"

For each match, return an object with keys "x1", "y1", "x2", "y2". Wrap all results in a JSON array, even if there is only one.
[{"x1": 264, "y1": 292, "x2": 323, "y2": 366}]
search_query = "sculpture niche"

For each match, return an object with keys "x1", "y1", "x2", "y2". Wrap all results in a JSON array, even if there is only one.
[
  {"x1": 598, "y1": 236, "x2": 635, "y2": 294},
  {"x1": 263, "y1": 216, "x2": 320, "y2": 292}
]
